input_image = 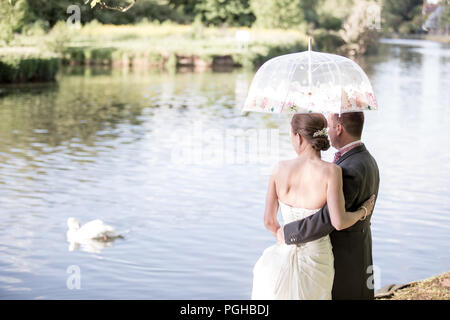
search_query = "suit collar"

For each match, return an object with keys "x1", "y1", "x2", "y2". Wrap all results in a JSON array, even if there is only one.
[
  {"x1": 336, "y1": 144, "x2": 366, "y2": 165},
  {"x1": 338, "y1": 140, "x2": 362, "y2": 153}
]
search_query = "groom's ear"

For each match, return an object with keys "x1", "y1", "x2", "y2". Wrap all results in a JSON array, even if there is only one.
[{"x1": 336, "y1": 123, "x2": 344, "y2": 136}]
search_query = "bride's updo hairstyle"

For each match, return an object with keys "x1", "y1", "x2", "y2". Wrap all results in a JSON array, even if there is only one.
[{"x1": 291, "y1": 113, "x2": 330, "y2": 152}]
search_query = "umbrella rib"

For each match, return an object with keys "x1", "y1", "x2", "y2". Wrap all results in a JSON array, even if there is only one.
[
  {"x1": 324, "y1": 61, "x2": 336, "y2": 85},
  {"x1": 324, "y1": 53, "x2": 343, "y2": 114},
  {"x1": 279, "y1": 59, "x2": 298, "y2": 113},
  {"x1": 322, "y1": 58, "x2": 336, "y2": 94},
  {"x1": 265, "y1": 61, "x2": 283, "y2": 112}
]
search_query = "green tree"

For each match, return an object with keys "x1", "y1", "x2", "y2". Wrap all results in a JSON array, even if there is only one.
[
  {"x1": 382, "y1": 0, "x2": 424, "y2": 33},
  {"x1": 300, "y1": 0, "x2": 320, "y2": 25},
  {"x1": 12, "y1": 0, "x2": 187, "y2": 27},
  {"x1": 439, "y1": 1, "x2": 450, "y2": 31},
  {"x1": 87, "y1": 0, "x2": 136, "y2": 12},
  {"x1": 339, "y1": 0, "x2": 381, "y2": 55},
  {"x1": 169, "y1": 0, "x2": 198, "y2": 17},
  {"x1": 0, "y1": 0, "x2": 31, "y2": 43},
  {"x1": 25, "y1": 0, "x2": 84, "y2": 27},
  {"x1": 250, "y1": 0, "x2": 307, "y2": 29},
  {"x1": 194, "y1": 0, "x2": 255, "y2": 26}
]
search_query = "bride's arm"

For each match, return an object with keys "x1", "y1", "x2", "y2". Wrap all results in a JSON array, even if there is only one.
[
  {"x1": 264, "y1": 164, "x2": 280, "y2": 238},
  {"x1": 327, "y1": 165, "x2": 373, "y2": 230}
]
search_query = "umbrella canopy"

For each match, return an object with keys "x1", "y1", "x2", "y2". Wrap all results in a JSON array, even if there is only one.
[{"x1": 242, "y1": 39, "x2": 378, "y2": 114}]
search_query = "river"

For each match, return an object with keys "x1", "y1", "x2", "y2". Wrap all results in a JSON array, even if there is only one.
[{"x1": 0, "y1": 38, "x2": 448, "y2": 299}]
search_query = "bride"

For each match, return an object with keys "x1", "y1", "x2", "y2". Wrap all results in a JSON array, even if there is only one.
[{"x1": 251, "y1": 113, "x2": 375, "y2": 300}]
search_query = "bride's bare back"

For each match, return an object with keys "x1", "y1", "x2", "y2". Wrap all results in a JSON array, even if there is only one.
[
  {"x1": 263, "y1": 113, "x2": 375, "y2": 238},
  {"x1": 274, "y1": 156, "x2": 335, "y2": 210}
]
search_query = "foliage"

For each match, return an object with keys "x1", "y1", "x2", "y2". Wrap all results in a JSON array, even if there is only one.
[
  {"x1": 89, "y1": 0, "x2": 189, "y2": 24},
  {"x1": 317, "y1": 13, "x2": 343, "y2": 31},
  {"x1": 382, "y1": 0, "x2": 424, "y2": 33},
  {"x1": 2, "y1": 0, "x2": 439, "y2": 37},
  {"x1": 86, "y1": 0, "x2": 136, "y2": 12},
  {"x1": 190, "y1": 14, "x2": 204, "y2": 39},
  {"x1": 0, "y1": 54, "x2": 59, "y2": 82},
  {"x1": 4, "y1": 0, "x2": 188, "y2": 27},
  {"x1": 439, "y1": 2, "x2": 450, "y2": 31},
  {"x1": 0, "y1": 0, "x2": 31, "y2": 43},
  {"x1": 168, "y1": 0, "x2": 197, "y2": 17},
  {"x1": 316, "y1": 0, "x2": 354, "y2": 20},
  {"x1": 194, "y1": 0, "x2": 255, "y2": 26},
  {"x1": 299, "y1": 0, "x2": 320, "y2": 26},
  {"x1": 312, "y1": 28, "x2": 345, "y2": 52},
  {"x1": 44, "y1": 21, "x2": 75, "y2": 56},
  {"x1": 250, "y1": 0, "x2": 306, "y2": 29},
  {"x1": 339, "y1": 0, "x2": 381, "y2": 56},
  {"x1": 398, "y1": 12, "x2": 425, "y2": 34},
  {"x1": 165, "y1": 52, "x2": 177, "y2": 71},
  {"x1": 22, "y1": 19, "x2": 51, "y2": 36},
  {"x1": 24, "y1": 0, "x2": 83, "y2": 27}
]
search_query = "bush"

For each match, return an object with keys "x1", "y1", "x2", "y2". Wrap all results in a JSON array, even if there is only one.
[
  {"x1": 22, "y1": 19, "x2": 50, "y2": 36},
  {"x1": 339, "y1": 0, "x2": 381, "y2": 56},
  {"x1": 250, "y1": 0, "x2": 307, "y2": 29},
  {"x1": 439, "y1": 4, "x2": 450, "y2": 31},
  {"x1": 194, "y1": 0, "x2": 255, "y2": 26},
  {"x1": 317, "y1": 14, "x2": 343, "y2": 31},
  {"x1": 312, "y1": 29, "x2": 345, "y2": 52},
  {"x1": 45, "y1": 21, "x2": 74, "y2": 56},
  {"x1": 382, "y1": 0, "x2": 423, "y2": 34},
  {"x1": 87, "y1": 0, "x2": 190, "y2": 25},
  {"x1": 165, "y1": 52, "x2": 177, "y2": 71},
  {"x1": 0, "y1": 0, "x2": 31, "y2": 43},
  {"x1": 0, "y1": 55, "x2": 60, "y2": 83}
]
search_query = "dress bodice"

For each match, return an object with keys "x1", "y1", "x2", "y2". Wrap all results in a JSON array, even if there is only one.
[{"x1": 278, "y1": 200, "x2": 321, "y2": 224}]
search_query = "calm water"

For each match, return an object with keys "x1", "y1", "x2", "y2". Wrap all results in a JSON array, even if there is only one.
[{"x1": 0, "y1": 39, "x2": 449, "y2": 299}]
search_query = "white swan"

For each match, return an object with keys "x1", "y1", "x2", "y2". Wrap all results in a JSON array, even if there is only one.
[{"x1": 67, "y1": 217, "x2": 122, "y2": 244}]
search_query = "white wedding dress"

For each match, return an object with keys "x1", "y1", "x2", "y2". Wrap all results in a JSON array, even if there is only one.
[{"x1": 251, "y1": 200, "x2": 335, "y2": 300}]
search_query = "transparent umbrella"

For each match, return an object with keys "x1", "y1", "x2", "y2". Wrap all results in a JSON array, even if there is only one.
[{"x1": 242, "y1": 38, "x2": 378, "y2": 114}]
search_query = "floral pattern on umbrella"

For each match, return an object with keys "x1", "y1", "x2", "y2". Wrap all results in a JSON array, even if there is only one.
[{"x1": 242, "y1": 49, "x2": 378, "y2": 114}]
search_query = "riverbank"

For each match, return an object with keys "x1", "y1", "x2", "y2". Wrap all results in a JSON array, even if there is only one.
[
  {"x1": 386, "y1": 33, "x2": 450, "y2": 44},
  {"x1": 0, "y1": 47, "x2": 59, "y2": 83},
  {"x1": 2, "y1": 22, "x2": 309, "y2": 75},
  {"x1": 375, "y1": 271, "x2": 450, "y2": 300},
  {"x1": 0, "y1": 21, "x2": 351, "y2": 83}
]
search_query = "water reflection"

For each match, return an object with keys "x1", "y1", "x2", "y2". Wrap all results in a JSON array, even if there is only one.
[
  {"x1": 0, "y1": 40, "x2": 449, "y2": 299},
  {"x1": 68, "y1": 239, "x2": 116, "y2": 254}
]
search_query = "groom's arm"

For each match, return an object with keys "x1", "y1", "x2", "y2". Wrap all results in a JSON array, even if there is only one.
[
  {"x1": 282, "y1": 165, "x2": 361, "y2": 245},
  {"x1": 282, "y1": 204, "x2": 334, "y2": 245}
]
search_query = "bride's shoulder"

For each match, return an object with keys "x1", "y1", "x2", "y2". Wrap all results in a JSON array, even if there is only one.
[
  {"x1": 270, "y1": 159, "x2": 294, "y2": 176},
  {"x1": 320, "y1": 160, "x2": 341, "y2": 175}
]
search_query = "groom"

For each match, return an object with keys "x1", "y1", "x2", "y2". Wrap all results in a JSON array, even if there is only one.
[{"x1": 277, "y1": 112, "x2": 380, "y2": 300}]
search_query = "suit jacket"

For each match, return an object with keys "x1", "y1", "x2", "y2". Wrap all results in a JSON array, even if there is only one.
[{"x1": 283, "y1": 144, "x2": 380, "y2": 300}]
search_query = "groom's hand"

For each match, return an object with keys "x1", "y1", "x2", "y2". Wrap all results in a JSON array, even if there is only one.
[{"x1": 276, "y1": 225, "x2": 285, "y2": 244}]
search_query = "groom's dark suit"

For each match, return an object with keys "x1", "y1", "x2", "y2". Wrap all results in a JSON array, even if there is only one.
[{"x1": 283, "y1": 144, "x2": 380, "y2": 300}]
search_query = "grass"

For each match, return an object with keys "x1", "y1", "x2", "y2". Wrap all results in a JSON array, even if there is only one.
[
  {"x1": 5, "y1": 20, "x2": 311, "y2": 72},
  {"x1": 376, "y1": 271, "x2": 450, "y2": 300},
  {"x1": 1, "y1": 20, "x2": 353, "y2": 82}
]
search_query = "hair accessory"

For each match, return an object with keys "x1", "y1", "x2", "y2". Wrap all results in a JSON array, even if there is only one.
[{"x1": 313, "y1": 127, "x2": 328, "y2": 138}]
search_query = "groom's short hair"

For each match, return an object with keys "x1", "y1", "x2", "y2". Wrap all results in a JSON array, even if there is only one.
[{"x1": 333, "y1": 112, "x2": 364, "y2": 138}]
